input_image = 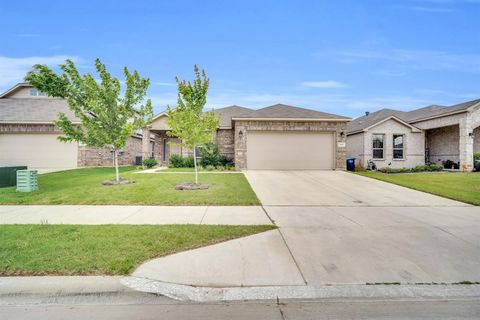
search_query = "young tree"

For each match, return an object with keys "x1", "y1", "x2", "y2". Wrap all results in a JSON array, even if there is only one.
[
  {"x1": 166, "y1": 66, "x2": 219, "y2": 184},
  {"x1": 25, "y1": 59, "x2": 153, "y2": 183}
]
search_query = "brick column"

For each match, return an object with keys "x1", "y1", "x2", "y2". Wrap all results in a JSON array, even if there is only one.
[
  {"x1": 142, "y1": 127, "x2": 151, "y2": 160},
  {"x1": 459, "y1": 117, "x2": 473, "y2": 171}
]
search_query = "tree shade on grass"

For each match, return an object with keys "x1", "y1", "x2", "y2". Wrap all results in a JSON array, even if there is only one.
[
  {"x1": 356, "y1": 171, "x2": 480, "y2": 206},
  {"x1": 0, "y1": 167, "x2": 260, "y2": 205},
  {"x1": 0, "y1": 224, "x2": 275, "y2": 276}
]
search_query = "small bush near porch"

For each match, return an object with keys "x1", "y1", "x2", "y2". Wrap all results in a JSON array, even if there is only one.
[
  {"x1": 0, "y1": 167, "x2": 260, "y2": 205},
  {"x1": 357, "y1": 171, "x2": 480, "y2": 205}
]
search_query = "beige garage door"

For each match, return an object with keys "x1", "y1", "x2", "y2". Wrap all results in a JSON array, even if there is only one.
[
  {"x1": 247, "y1": 131, "x2": 335, "y2": 170},
  {"x1": 0, "y1": 134, "x2": 78, "y2": 170}
]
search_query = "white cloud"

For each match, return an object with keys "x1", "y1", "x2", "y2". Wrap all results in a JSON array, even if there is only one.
[
  {"x1": 414, "y1": 88, "x2": 480, "y2": 100},
  {"x1": 149, "y1": 88, "x2": 462, "y2": 118},
  {"x1": 0, "y1": 55, "x2": 81, "y2": 88},
  {"x1": 332, "y1": 49, "x2": 480, "y2": 73},
  {"x1": 345, "y1": 96, "x2": 430, "y2": 111},
  {"x1": 300, "y1": 80, "x2": 349, "y2": 89}
]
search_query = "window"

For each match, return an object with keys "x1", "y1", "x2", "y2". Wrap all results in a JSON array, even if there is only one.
[
  {"x1": 393, "y1": 134, "x2": 404, "y2": 159},
  {"x1": 29, "y1": 89, "x2": 46, "y2": 97},
  {"x1": 372, "y1": 134, "x2": 384, "y2": 159}
]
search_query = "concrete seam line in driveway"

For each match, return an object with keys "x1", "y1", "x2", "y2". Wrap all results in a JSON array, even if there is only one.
[
  {"x1": 121, "y1": 277, "x2": 480, "y2": 302},
  {"x1": 276, "y1": 228, "x2": 308, "y2": 285},
  {"x1": 260, "y1": 206, "x2": 275, "y2": 224},
  {"x1": 260, "y1": 205, "x2": 307, "y2": 285}
]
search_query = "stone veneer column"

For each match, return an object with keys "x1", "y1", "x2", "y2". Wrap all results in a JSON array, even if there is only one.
[
  {"x1": 141, "y1": 127, "x2": 151, "y2": 160},
  {"x1": 234, "y1": 124, "x2": 247, "y2": 170},
  {"x1": 459, "y1": 116, "x2": 473, "y2": 171}
]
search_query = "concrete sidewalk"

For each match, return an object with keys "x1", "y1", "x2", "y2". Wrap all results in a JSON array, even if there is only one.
[{"x1": 0, "y1": 205, "x2": 272, "y2": 225}]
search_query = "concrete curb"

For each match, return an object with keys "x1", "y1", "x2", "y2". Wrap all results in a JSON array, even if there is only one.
[
  {"x1": 0, "y1": 276, "x2": 128, "y2": 295},
  {"x1": 121, "y1": 276, "x2": 480, "y2": 302}
]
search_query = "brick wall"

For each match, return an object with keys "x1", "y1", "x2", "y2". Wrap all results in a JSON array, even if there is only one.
[
  {"x1": 233, "y1": 120, "x2": 347, "y2": 170},
  {"x1": 0, "y1": 123, "x2": 61, "y2": 133},
  {"x1": 426, "y1": 125, "x2": 460, "y2": 164},
  {"x1": 77, "y1": 136, "x2": 143, "y2": 166},
  {"x1": 216, "y1": 129, "x2": 234, "y2": 160}
]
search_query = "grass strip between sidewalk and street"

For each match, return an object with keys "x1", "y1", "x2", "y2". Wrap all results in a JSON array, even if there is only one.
[{"x1": 0, "y1": 224, "x2": 275, "y2": 276}]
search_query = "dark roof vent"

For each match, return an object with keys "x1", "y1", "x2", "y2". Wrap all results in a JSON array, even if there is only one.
[{"x1": 365, "y1": 111, "x2": 370, "y2": 116}]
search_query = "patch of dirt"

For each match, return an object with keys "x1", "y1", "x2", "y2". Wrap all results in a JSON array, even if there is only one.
[
  {"x1": 101, "y1": 178, "x2": 135, "y2": 186},
  {"x1": 175, "y1": 182, "x2": 210, "y2": 190}
]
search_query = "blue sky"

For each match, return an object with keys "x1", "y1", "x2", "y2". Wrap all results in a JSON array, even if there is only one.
[{"x1": 1, "y1": 0, "x2": 480, "y2": 117}]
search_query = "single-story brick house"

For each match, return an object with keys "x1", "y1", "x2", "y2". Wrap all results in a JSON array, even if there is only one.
[
  {"x1": 143, "y1": 104, "x2": 351, "y2": 170},
  {"x1": 0, "y1": 83, "x2": 151, "y2": 171},
  {"x1": 346, "y1": 99, "x2": 480, "y2": 171},
  {"x1": 0, "y1": 82, "x2": 351, "y2": 171}
]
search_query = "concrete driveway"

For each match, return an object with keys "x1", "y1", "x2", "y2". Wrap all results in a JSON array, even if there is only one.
[
  {"x1": 130, "y1": 170, "x2": 480, "y2": 291},
  {"x1": 244, "y1": 170, "x2": 480, "y2": 284},
  {"x1": 244, "y1": 170, "x2": 467, "y2": 206}
]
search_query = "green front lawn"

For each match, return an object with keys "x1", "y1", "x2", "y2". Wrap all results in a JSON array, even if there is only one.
[
  {"x1": 356, "y1": 171, "x2": 480, "y2": 205},
  {"x1": 0, "y1": 167, "x2": 260, "y2": 205},
  {"x1": 0, "y1": 224, "x2": 274, "y2": 275},
  {"x1": 158, "y1": 167, "x2": 237, "y2": 172}
]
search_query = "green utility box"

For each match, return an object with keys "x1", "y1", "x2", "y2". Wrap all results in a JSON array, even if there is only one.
[
  {"x1": 16, "y1": 170, "x2": 39, "y2": 192},
  {"x1": 0, "y1": 166, "x2": 28, "y2": 188}
]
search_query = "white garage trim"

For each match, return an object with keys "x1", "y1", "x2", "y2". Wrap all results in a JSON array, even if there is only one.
[
  {"x1": 246, "y1": 131, "x2": 335, "y2": 170},
  {"x1": 0, "y1": 133, "x2": 78, "y2": 170}
]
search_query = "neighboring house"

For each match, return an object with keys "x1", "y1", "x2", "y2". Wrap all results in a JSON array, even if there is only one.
[
  {"x1": 0, "y1": 83, "x2": 149, "y2": 171},
  {"x1": 346, "y1": 99, "x2": 480, "y2": 171},
  {"x1": 143, "y1": 104, "x2": 351, "y2": 170}
]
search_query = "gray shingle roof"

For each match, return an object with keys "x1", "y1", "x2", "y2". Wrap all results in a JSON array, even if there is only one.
[
  {"x1": 212, "y1": 105, "x2": 257, "y2": 128},
  {"x1": 0, "y1": 98, "x2": 79, "y2": 123},
  {"x1": 346, "y1": 109, "x2": 406, "y2": 134},
  {"x1": 250, "y1": 104, "x2": 351, "y2": 120},
  {"x1": 212, "y1": 103, "x2": 350, "y2": 128},
  {"x1": 347, "y1": 98, "x2": 480, "y2": 133}
]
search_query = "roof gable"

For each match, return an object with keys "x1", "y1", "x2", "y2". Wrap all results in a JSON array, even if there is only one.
[
  {"x1": 0, "y1": 83, "x2": 33, "y2": 98},
  {"x1": 347, "y1": 108, "x2": 406, "y2": 134},
  {"x1": 364, "y1": 115, "x2": 421, "y2": 132}
]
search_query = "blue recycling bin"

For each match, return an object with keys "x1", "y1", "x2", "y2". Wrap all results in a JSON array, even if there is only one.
[{"x1": 346, "y1": 157, "x2": 356, "y2": 171}]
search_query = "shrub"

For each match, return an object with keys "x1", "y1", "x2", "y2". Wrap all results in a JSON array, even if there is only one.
[
  {"x1": 183, "y1": 156, "x2": 195, "y2": 168},
  {"x1": 443, "y1": 159, "x2": 454, "y2": 169},
  {"x1": 205, "y1": 165, "x2": 215, "y2": 171},
  {"x1": 474, "y1": 153, "x2": 480, "y2": 161},
  {"x1": 200, "y1": 143, "x2": 222, "y2": 167},
  {"x1": 411, "y1": 165, "x2": 426, "y2": 172},
  {"x1": 379, "y1": 163, "x2": 443, "y2": 174},
  {"x1": 199, "y1": 143, "x2": 234, "y2": 167},
  {"x1": 426, "y1": 163, "x2": 443, "y2": 171},
  {"x1": 168, "y1": 154, "x2": 184, "y2": 168},
  {"x1": 142, "y1": 157, "x2": 158, "y2": 169}
]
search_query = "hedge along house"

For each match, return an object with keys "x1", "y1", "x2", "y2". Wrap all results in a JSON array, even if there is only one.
[
  {"x1": 346, "y1": 99, "x2": 480, "y2": 171},
  {"x1": 143, "y1": 104, "x2": 351, "y2": 170},
  {"x1": 0, "y1": 83, "x2": 152, "y2": 172}
]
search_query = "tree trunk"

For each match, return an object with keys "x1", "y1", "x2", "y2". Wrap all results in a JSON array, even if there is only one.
[
  {"x1": 193, "y1": 145, "x2": 199, "y2": 184},
  {"x1": 113, "y1": 149, "x2": 120, "y2": 183}
]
